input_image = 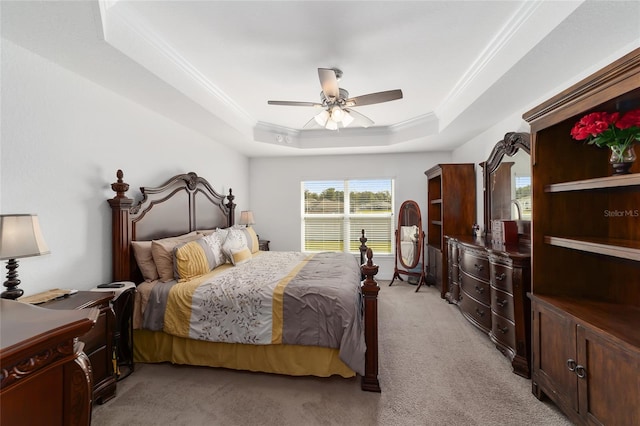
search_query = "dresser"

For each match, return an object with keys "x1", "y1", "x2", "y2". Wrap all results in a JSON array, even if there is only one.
[
  {"x1": 0, "y1": 299, "x2": 96, "y2": 426},
  {"x1": 41, "y1": 291, "x2": 117, "y2": 404},
  {"x1": 447, "y1": 235, "x2": 531, "y2": 378}
]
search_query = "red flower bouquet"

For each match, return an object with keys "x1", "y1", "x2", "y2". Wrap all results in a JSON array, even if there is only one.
[{"x1": 570, "y1": 108, "x2": 640, "y2": 162}]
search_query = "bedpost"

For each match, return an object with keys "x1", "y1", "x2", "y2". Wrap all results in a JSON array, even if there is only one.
[
  {"x1": 359, "y1": 229, "x2": 368, "y2": 266},
  {"x1": 360, "y1": 247, "x2": 381, "y2": 392},
  {"x1": 108, "y1": 169, "x2": 134, "y2": 282},
  {"x1": 226, "y1": 189, "x2": 236, "y2": 227}
]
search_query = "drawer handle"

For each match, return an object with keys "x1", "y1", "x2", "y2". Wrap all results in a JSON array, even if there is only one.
[
  {"x1": 566, "y1": 359, "x2": 576, "y2": 372},
  {"x1": 474, "y1": 285, "x2": 484, "y2": 294},
  {"x1": 575, "y1": 365, "x2": 587, "y2": 379},
  {"x1": 496, "y1": 298, "x2": 507, "y2": 308},
  {"x1": 498, "y1": 325, "x2": 508, "y2": 334},
  {"x1": 475, "y1": 308, "x2": 485, "y2": 317},
  {"x1": 474, "y1": 264, "x2": 484, "y2": 272},
  {"x1": 495, "y1": 273, "x2": 506, "y2": 281}
]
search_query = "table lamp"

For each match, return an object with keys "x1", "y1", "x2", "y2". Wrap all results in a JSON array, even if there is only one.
[
  {"x1": 239, "y1": 210, "x2": 255, "y2": 228},
  {"x1": 0, "y1": 214, "x2": 50, "y2": 299}
]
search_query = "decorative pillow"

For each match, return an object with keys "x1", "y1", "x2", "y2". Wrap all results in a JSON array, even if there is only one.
[
  {"x1": 196, "y1": 229, "x2": 216, "y2": 236},
  {"x1": 151, "y1": 231, "x2": 200, "y2": 282},
  {"x1": 202, "y1": 232, "x2": 226, "y2": 267},
  {"x1": 173, "y1": 238, "x2": 221, "y2": 281},
  {"x1": 131, "y1": 240, "x2": 159, "y2": 282},
  {"x1": 228, "y1": 246, "x2": 252, "y2": 266},
  {"x1": 222, "y1": 229, "x2": 251, "y2": 265},
  {"x1": 241, "y1": 227, "x2": 260, "y2": 253}
]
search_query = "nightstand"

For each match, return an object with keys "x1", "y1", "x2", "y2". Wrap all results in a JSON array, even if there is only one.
[
  {"x1": 40, "y1": 291, "x2": 117, "y2": 404},
  {"x1": 259, "y1": 239, "x2": 270, "y2": 251},
  {"x1": 90, "y1": 282, "x2": 136, "y2": 381}
]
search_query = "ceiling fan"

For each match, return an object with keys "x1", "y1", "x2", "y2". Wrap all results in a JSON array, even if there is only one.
[{"x1": 267, "y1": 68, "x2": 403, "y2": 130}]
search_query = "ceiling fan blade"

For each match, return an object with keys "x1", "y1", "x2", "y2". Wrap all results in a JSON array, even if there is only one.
[
  {"x1": 318, "y1": 68, "x2": 339, "y2": 100},
  {"x1": 344, "y1": 108, "x2": 375, "y2": 128},
  {"x1": 268, "y1": 100, "x2": 323, "y2": 107},
  {"x1": 345, "y1": 89, "x2": 403, "y2": 107}
]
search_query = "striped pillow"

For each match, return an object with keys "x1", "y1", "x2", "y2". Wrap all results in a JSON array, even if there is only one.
[{"x1": 173, "y1": 238, "x2": 219, "y2": 281}]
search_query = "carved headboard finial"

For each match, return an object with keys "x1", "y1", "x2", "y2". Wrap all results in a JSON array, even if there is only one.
[{"x1": 111, "y1": 169, "x2": 130, "y2": 199}]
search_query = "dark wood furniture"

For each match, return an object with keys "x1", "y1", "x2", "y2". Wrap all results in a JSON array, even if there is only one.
[
  {"x1": 90, "y1": 282, "x2": 136, "y2": 380},
  {"x1": 446, "y1": 236, "x2": 531, "y2": 377},
  {"x1": 258, "y1": 239, "x2": 270, "y2": 251},
  {"x1": 425, "y1": 164, "x2": 476, "y2": 298},
  {"x1": 107, "y1": 170, "x2": 380, "y2": 392},
  {"x1": 0, "y1": 299, "x2": 96, "y2": 426},
  {"x1": 480, "y1": 132, "x2": 532, "y2": 244},
  {"x1": 523, "y1": 48, "x2": 640, "y2": 425},
  {"x1": 390, "y1": 200, "x2": 427, "y2": 291},
  {"x1": 41, "y1": 291, "x2": 117, "y2": 404}
]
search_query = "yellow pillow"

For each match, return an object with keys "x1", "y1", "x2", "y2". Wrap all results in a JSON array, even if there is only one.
[
  {"x1": 173, "y1": 238, "x2": 217, "y2": 281},
  {"x1": 229, "y1": 247, "x2": 252, "y2": 266},
  {"x1": 243, "y1": 227, "x2": 260, "y2": 253}
]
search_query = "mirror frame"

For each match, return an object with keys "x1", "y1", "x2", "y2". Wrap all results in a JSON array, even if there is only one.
[
  {"x1": 396, "y1": 200, "x2": 423, "y2": 269},
  {"x1": 481, "y1": 131, "x2": 531, "y2": 242},
  {"x1": 390, "y1": 199, "x2": 426, "y2": 291}
]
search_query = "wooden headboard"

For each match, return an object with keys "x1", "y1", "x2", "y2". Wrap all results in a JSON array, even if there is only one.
[{"x1": 108, "y1": 170, "x2": 236, "y2": 283}]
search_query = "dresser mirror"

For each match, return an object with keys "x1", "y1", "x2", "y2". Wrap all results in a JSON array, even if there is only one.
[
  {"x1": 481, "y1": 132, "x2": 531, "y2": 243},
  {"x1": 390, "y1": 200, "x2": 426, "y2": 291}
]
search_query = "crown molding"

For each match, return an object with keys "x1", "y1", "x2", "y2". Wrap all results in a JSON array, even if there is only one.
[{"x1": 99, "y1": 2, "x2": 255, "y2": 131}]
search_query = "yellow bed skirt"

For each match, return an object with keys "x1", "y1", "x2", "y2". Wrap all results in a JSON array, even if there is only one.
[{"x1": 133, "y1": 329, "x2": 356, "y2": 378}]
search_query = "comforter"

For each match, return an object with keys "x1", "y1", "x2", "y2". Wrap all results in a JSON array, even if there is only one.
[{"x1": 142, "y1": 251, "x2": 366, "y2": 375}]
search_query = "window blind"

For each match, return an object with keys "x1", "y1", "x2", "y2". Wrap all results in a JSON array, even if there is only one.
[{"x1": 302, "y1": 179, "x2": 393, "y2": 254}]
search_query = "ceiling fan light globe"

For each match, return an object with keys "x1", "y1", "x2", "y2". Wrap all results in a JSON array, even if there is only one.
[
  {"x1": 314, "y1": 110, "x2": 330, "y2": 126},
  {"x1": 330, "y1": 106, "x2": 344, "y2": 122},
  {"x1": 341, "y1": 111, "x2": 354, "y2": 127},
  {"x1": 325, "y1": 120, "x2": 338, "y2": 130}
]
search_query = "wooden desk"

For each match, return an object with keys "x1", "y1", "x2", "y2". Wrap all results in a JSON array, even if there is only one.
[{"x1": 0, "y1": 299, "x2": 97, "y2": 426}]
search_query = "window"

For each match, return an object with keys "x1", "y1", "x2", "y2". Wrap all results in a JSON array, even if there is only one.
[
  {"x1": 302, "y1": 179, "x2": 393, "y2": 254},
  {"x1": 514, "y1": 175, "x2": 532, "y2": 219}
]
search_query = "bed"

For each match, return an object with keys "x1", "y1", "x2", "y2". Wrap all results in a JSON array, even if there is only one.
[{"x1": 107, "y1": 170, "x2": 381, "y2": 392}]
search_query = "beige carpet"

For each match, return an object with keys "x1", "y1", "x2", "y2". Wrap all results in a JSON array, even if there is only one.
[{"x1": 91, "y1": 281, "x2": 571, "y2": 426}]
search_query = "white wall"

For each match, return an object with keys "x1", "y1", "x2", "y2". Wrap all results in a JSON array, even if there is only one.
[
  {"x1": 0, "y1": 39, "x2": 249, "y2": 296},
  {"x1": 451, "y1": 111, "x2": 530, "y2": 233},
  {"x1": 248, "y1": 152, "x2": 452, "y2": 279}
]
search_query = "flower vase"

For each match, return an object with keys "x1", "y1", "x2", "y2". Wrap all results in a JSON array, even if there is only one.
[{"x1": 609, "y1": 144, "x2": 636, "y2": 175}]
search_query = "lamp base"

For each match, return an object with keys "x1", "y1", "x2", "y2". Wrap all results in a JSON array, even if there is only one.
[{"x1": 2, "y1": 258, "x2": 23, "y2": 300}]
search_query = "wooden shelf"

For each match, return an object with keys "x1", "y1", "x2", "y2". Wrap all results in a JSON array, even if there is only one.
[
  {"x1": 545, "y1": 173, "x2": 640, "y2": 193},
  {"x1": 532, "y1": 294, "x2": 640, "y2": 349},
  {"x1": 544, "y1": 236, "x2": 640, "y2": 261}
]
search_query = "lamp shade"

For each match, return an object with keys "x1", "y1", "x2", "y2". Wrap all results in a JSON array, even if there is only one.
[
  {"x1": 0, "y1": 214, "x2": 50, "y2": 260},
  {"x1": 239, "y1": 211, "x2": 255, "y2": 226}
]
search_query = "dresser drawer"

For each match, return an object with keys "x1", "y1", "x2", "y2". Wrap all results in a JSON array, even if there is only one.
[
  {"x1": 459, "y1": 291, "x2": 491, "y2": 332},
  {"x1": 491, "y1": 287, "x2": 514, "y2": 321},
  {"x1": 459, "y1": 249, "x2": 489, "y2": 281},
  {"x1": 490, "y1": 313, "x2": 516, "y2": 351},
  {"x1": 460, "y1": 272, "x2": 491, "y2": 306},
  {"x1": 491, "y1": 261, "x2": 513, "y2": 293}
]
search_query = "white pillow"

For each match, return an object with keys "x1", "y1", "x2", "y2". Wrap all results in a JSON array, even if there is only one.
[
  {"x1": 202, "y1": 232, "x2": 227, "y2": 267},
  {"x1": 221, "y1": 228, "x2": 250, "y2": 265}
]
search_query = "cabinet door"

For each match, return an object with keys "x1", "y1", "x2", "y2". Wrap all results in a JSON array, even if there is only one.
[
  {"x1": 576, "y1": 325, "x2": 640, "y2": 426},
  {"x1": 532, "y1": 301, "x2": 578, "y2": 414}
]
